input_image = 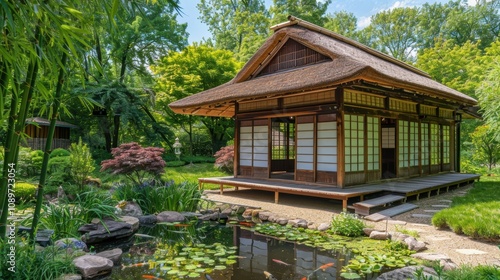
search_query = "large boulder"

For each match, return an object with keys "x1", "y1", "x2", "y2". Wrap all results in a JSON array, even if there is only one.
[
  {"x1": 95, "y1": 248, "x2": 123, "y2": 264},
  {"x1": 120, "y1": 201, "x2": 143, "y2": 217},
  {"x1": 73, "y1": 255, "x2": 113, "y2": 279},
  {"x1": 138, "y1": 215, "x2": 157, "y2": 225},
  {"x1": 120, "y1": 216, "x2": 139, "y2": 232},
  {"x1": 78, "y1": 220, "x2": 135, "y2": 245},
  {"x1": 376, "y1": 266, "x2": 437, "y2": 279},
  {"x1": 156, "y1": 211, "x2": 186, "y2": 223}
]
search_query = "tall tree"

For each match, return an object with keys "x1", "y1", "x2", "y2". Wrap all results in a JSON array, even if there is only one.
[
  {"x1": 362, "y1": 7, "x2": 420, "y2": 62},
  {"x1": 77, "y1": 0, "x2": 187, "y2": 151},
  {"x1": 324, "y1": 11, "x2": 359, "y2": 40},
  {"x1": 152, "y1": 44, "x2": 242, "y2": 154},
  {"x1": 269, "y1": 0, "x2": 332, "y2": 26},
  {"x1": 477, "y1": 40, "x2": 500, "y2": 138},
  {"x1": 197, "y1": 0, "x2": 270, "y2": 61}
]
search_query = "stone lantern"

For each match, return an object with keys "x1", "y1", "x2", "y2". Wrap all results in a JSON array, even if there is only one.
[{"x1": 173, "y1": 137, "x2": 182, "y2": 160}]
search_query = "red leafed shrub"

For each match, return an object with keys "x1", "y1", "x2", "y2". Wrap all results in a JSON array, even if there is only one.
[
  {"x1": 100, "y1": 142, "x2": 166, "y2": 185},
  {"x1": 214, "y1": 145, "x2": 234, "y2": 173}
]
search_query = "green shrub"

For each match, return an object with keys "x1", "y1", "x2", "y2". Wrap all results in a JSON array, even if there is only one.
[
  {"x1": 330, "y1": 211, "x2": 366, "y2": 237},
  {"x1": 181, "y1": 155, "x2": 215, "y2": 164},
  {"x1": 0, "y1": 240, "x2": 76, "y2": 279},
  {"x1": 29, "y1": 150, "x2": 44, "y2": 175},
  {"x1": 48, "y1": 156, "x2": 71, "y2": 173},
  {"x1": 15, "y1": 182, "x2": 37, "y2": 203},
  {"x1": 69, "y1": 138, "x2": 95, "y2": 190},
  {"x1": 49, "y1": 148, "x2": 70, "y2": 158},
  {"x1": 114, "y1": 180, "x2": 202, "y2": 214},
  {"x1": 40, "y1": 203, "x2": 86, "y2": 239}
]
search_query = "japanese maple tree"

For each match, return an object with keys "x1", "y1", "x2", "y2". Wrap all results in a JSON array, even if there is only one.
[{"x1": 101, "y1": 142, "x2": 166, "y2": 185}]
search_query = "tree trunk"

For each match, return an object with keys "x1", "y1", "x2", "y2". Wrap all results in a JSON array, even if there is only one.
[
  {"x1": 31, "y1": 49, "x2": 68, "y2": 240},
  {"x1": 113, "y1": 114, "x2": 120, "y2": 148}
]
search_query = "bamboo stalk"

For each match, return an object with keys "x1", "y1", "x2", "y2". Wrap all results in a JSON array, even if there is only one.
[{"x1": 31, "y1": 49, "x2": 68, "y2": 240}]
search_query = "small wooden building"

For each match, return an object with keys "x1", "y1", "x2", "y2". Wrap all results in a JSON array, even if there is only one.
[
  {"x1": 170, "y1": 17, "x2": 479, "y2": 188},
  {"x1": 24, "y1": 117, "x2": 77, "y2": 150}
]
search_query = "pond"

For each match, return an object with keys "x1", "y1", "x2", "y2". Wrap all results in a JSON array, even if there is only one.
[{"x1": 103, "y1": 221, "x2": 385, "y2": 280}]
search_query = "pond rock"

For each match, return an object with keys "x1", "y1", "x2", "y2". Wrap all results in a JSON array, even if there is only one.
[
  {"x1": 376, "y1": 265, "x2": 437, "y2": 279},
  {"x1": 54, "y1": 238, "x2": 88, "y2": 251},
  {"x1": 411, "y1": 253, "x2": 457, "y2": 270},
  {"x1": 276, "y1": 217, "x2": 289, "y2": 225},
  {"x1": 288, "y1": 218, "x2": 308, "y2": 228},
  {"x1": 242, "y1": 209, "x2": 253, "y2": 219},
  {"x1": 404, "y1": 236, "x2": 427, "y2": 252},
  {"x1": 258, "y1": 211, "x2": 273, "y2": 221},
  {"x1": 119, "y1": 216, "x2": 139, "y2": 232},
  {"x1": 120, "y1": 201, "x2": 143, "y2": 217},
  {"x1": 73, "y1": 255, "x2": 113, "y2": 279},
  {"x1": 317, "y1": 223, "x2": 331, "y2": 231},
  {"x1": 138, "y1": 215, "x2": 157, "y2": 225},
  {"x1": 369, "y1": 230, "x2": 390, "y2": 240},
  {"x1": 95, "y1": 248, "x2": 123, "y2": 264},
  {"x1": 79, "y1": 220, "x2": 134, "y2": 245},
  {"x1": 56, "y1": 274, "x2": 82, "y2": 280},
  {"x1": 156, "y1": 211, "x2": 186, "y2": 223}
]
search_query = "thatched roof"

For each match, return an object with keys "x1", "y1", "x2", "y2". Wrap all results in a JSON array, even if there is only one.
[{"x1": 169, "y1": 16, "x2": 477, "y2": 118}]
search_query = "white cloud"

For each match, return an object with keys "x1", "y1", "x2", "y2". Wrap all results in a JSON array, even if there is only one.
[{"x1": 358, "y1": 16, "x2": 372, "y2": 29}]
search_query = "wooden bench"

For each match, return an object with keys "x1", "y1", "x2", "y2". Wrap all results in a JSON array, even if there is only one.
[{"x1": 352, "y1": 194, "x2": 406, "y2": 216}]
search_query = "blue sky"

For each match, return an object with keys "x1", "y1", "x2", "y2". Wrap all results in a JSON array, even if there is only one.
[{"x1": 178, "y1": 0, "x2": 474, "y2": 43}]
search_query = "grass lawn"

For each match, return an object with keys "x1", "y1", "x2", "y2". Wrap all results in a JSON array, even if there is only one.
[
  {"x1": 162, "y1": 162, "x2": 229, "y2": 190},
  {"x1": 432, "y1": 176, "x2": 500, "y2": 241}
]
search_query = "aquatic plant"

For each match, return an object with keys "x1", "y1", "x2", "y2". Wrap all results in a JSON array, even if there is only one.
[
  {"x1": 128, "y1": 242, "x2": 238, "y2": 279},
  {"x1": 330, "y1": 211, "x2": 365, "y2": 237}
]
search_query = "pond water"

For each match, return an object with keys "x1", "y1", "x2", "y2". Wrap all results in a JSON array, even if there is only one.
[{"x1": 104, "y1": 221, "x2": 381, "y2": 280}]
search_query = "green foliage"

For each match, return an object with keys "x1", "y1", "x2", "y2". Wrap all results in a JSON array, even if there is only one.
[
  {"x1": 161, "y1": 163, "x2": 228, "y2": 189},
  {"x1": 394, "y1": 225, "x2": 420, "y2": 238},
  {"x1": 114, "y1": 180, "x2": 202, "y2": 214},
  {"x1": 70, "y1": 138, "x2": 96, "y2": 189},
  {"x1": 469, "y1": 125, "x2": 500, "y2": 173},
  {"x1": 432, "y1": 177, "x2": 500, "y2": 240},
  {"x1": 197, "y1": 0, "x2": 270, "y2": 61},
  {"x1": 40, "y1": 203, "x2": 86, "y2": 239},
  {"x1": 39, "y1": 188, "x2": 117, "y2": 239},
  {"x1": 29, "y1": 150, "x2": 44, "y2": 175},
  {"x1": 49, "y1": 148, "x2": 71, "y2": 158},
  {"x1": 17, "y1": 147, "x2": 42, "y2": 177},
  {"x1": 441, "y1": 265, "x2": 500, "y2": 280},
  {"x1": 0, "y1": 240, "x2": 76, "y2": 279},
  {"x1": 14, "y1": 182, "x2": 37, "y2": 203},
  {"x1": 48, "y1": 156, "x2": 71, "y2": 174},
  {"x1": 181, "y1": 155, "x2": 215, "y2": 164},
  {"x1": 330, "y1": 211, "x2": 366, "y2": 237},
  {"x1": 152, "y1": 44, "x2": 241, "y2": 155},
  {"x1": 269, "y1": 0, "x2": 332, "y2": 26}
]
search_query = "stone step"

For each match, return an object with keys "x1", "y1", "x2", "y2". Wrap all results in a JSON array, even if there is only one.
[{"x1": 364, "y1": 203, "x2": 419, "y2": 222}]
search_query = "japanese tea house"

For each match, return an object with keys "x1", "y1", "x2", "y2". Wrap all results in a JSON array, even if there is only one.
[
  {"x1": 169, "y1": 17, "x2": 479, "y2": 203},
  {"x1": 24, "y1": 117, "x2": 77, "y2": 150}
]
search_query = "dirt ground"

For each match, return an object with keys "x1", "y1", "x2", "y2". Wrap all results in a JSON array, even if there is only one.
[{"x1": 203, "y1": 184, "x2": 500, "y2": 267}]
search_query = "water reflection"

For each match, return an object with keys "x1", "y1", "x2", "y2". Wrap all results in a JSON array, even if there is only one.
[{"x1": 106, "y1": 222, "x2": 371, "y2": 280}]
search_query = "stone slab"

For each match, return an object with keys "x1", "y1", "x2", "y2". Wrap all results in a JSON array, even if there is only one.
[
  {"x1": 455, "y1": 249, "x2": 487, "y2": 255},
  {"x1": 423, "y1": 209, "x2": 440, "y2": 213}
]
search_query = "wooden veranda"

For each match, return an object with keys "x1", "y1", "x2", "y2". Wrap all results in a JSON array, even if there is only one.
[{"x1": 199, "y1": 173, "x2": 480, "y2": 209}]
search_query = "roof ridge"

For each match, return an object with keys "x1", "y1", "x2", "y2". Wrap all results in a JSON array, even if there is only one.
[{"x1": 271, "y1": 15, "x2": 431, "y2": 78}]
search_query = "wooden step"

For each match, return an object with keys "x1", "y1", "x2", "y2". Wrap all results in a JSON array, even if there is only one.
[
  {"x1": 364, "y1": 203, "x2": 419, "y2": 222},
  {"x1": 352, "y1": 194, "x2": 406, "y2": 216}
]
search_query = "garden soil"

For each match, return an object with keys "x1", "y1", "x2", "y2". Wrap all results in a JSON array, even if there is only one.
[{"x1": 203, "y1": 184, "x2": 500, "y2": 267}]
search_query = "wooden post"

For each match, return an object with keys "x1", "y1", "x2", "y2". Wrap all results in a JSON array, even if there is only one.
[{"x1": 274, "y1": 192, "x2": 279, "y2": 204}]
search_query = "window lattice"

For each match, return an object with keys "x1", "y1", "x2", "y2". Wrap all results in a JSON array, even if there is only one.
[
  {"x1": 439, "y1": 108, "x2": 454, "y2": 119},
  {"x1": 421, "y1": 123, "x2": 429, "y2": 166},
  {"x1": 367, "y1": 117, "x2": 380, "y2": 171},
  {"x1": 421, "y1": 105, "x2": 436, "y2": 116},
  {"x1": 410, "y1": 122, "x2": 419, "y2": 167},
  {"x1": 390, "y1": 99, "x2": 417, "y2": 113},
  {"x1": 344, "y1": 90, "x2": 385, "y2": 108},
  {"x1": 284, "y1": 90, "x2": 335, "y2": 107},
  {"x1": 345, "y1": 114, "x2": 365, "y2": 172},
  {"x1": 399, "y1": 120, "x2": 409, "y2": 168},
  {"x1": 430, "y1": 123, "x2": 440, "y2": 165},
  {"x1": 272, "y1": 121, "x2": 295, "y2": 160},
  {"x1": 442, "y1": 125, "x2": 450, "y2": 164},
  {"x1": 258, "y1": 39, "x2": 330, "y2": 77},
  {"x1": 239, "y1": 99, "x2": 278, "y2": 112}
]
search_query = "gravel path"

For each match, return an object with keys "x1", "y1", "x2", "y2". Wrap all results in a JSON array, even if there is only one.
[{"x1": 203, "y1": 185, "x2": 500, "y2": 267}]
